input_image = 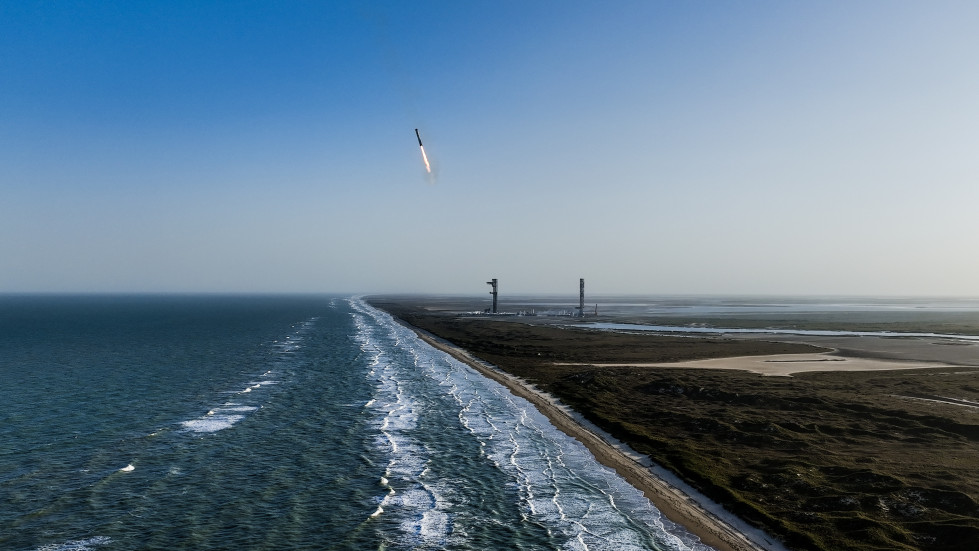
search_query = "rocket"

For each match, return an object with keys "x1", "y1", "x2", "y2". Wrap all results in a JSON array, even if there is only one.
[{"x1": 415, "y1": 128, "x2": 431, "y2": 173}]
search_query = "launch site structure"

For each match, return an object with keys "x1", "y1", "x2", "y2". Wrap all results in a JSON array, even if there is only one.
[{"x1": 487, "y1": 278, "x2": 498, "y2": 313}]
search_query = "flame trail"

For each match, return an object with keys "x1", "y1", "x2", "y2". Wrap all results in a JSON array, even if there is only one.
[
  {"x1": 414, "y1": 129, "x2": 431, "y2": 173},
  {"x1": 419, "y1": 145, "x2": 431, "y2": 173}
]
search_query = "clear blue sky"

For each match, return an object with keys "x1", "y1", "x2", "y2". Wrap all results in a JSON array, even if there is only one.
[{"x1": 3, "y1": 1, "x2": 978, "y2": 295}]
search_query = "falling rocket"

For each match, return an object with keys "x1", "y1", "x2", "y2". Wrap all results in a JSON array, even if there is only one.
[{"x1": 415, "y1": 128, "x2": 431, "y2": 173}]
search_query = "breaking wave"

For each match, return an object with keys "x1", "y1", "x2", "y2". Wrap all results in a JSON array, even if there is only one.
[
  {"x1": 178, "y1": 319, "x2": 316, "y2": 434},
  {"x1": 350, "y1": 298, "x2": 711, "y2": 550}
]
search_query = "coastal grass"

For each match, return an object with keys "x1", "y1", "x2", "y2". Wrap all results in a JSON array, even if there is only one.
[{"x1": 371, "y1": 299, "x2": 979, "y2": 551}]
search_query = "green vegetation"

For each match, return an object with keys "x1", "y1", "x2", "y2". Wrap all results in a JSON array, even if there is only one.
[{"x1": 372, "y1": 299, "x2": 979, "y2": 551}]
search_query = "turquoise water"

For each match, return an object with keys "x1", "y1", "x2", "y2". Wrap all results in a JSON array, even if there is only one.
[{"x1": 0, "y1": 296, "x2": 709, "y2": 550}]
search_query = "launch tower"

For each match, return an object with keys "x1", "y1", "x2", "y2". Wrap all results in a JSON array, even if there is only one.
[{"x1": 487, "y1": 278, "x2": 498, "y2": 313}]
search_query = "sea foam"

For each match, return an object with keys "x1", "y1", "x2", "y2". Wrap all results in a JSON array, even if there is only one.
[
  {"x1": 353, "y1": 298, "x2": 712, "y2": 551},
  {"x1": 176, "y1": 316, "x2": 319, "y2": 434},
  {"x1": 34, "y1": 537, "x2": 111, "y2": 551},
  {"x1": 181, "y1": 414, "x2": 245, "y2": 433}
]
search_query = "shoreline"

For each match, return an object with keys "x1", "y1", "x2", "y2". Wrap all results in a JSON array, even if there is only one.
[
  {"x1": 399, "y1": 321, "x2": 781, "y2": 551},
  {"x1": 370, "y1": 296, "x2": 979, "y2": 549}
]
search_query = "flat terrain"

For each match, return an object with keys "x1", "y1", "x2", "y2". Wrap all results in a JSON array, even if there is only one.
[{"x1": 369, "y1": 297, "x2": 979, "y2": 551}]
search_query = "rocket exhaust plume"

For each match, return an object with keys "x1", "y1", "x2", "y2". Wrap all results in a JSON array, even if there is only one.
[
  {"x1": 415, "y1": 128, "x2": 431, "y2": 173},
  {"x1": 419, "y1": 145, "x2": 431, "y2": 173}
]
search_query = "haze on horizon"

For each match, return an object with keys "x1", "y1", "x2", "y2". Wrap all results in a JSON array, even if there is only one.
[{"x1": 2, "y1": 1, "x2": 977, "y2": 297}]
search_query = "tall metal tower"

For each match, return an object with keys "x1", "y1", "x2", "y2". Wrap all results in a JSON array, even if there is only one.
[
  {"x1": 579, "y1": 278, "x2": 585, "y2": 317},
  {"x1": 487, "y1": 278, "x2": 498, "y2": 313}
]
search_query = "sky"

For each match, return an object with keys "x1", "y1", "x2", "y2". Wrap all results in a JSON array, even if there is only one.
[{"x1": 2, "y1": 1, "x2": 978, "y2": 296}]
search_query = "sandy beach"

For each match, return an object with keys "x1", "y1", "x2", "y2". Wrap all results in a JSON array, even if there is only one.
[
  {"x1": 407, "y1": 326, "x2": 778, "y2": 551},
  {"x1": 372, "y1": 297, "x2": 979, "y2": 550}
]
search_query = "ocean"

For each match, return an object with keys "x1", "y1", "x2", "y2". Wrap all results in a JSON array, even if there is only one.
[{"x1": 0, "y1": 295, "x2": 709, "y2": 551}]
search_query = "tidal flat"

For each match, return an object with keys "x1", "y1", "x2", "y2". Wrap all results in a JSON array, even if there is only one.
[{"x1": 370, "y1": 296, "x2": 979, "y2": 551}]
